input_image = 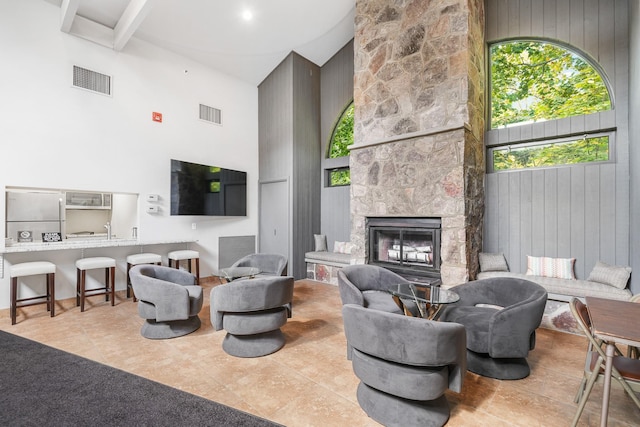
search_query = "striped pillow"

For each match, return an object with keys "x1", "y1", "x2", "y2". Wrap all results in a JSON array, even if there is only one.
[{"x1": 526, "y1": 256, "x2": 576, "y2": 280}]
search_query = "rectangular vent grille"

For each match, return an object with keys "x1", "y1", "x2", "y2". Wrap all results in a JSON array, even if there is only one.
[
  {"x1": 73, "y1": 66, "x2": 111, "y2": 95},
  {"x1": 199, "y1": 104, "x2": 222, "y2": 125}
]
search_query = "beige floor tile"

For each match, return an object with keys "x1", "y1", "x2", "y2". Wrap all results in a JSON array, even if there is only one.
[{"x1": 2, "y1": 279, "x2": 640, "y2": 426}]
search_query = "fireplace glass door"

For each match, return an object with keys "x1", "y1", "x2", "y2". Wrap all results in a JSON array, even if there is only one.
[{"x1": 371, "y1": 227, "x2": 439, "y2": 270}]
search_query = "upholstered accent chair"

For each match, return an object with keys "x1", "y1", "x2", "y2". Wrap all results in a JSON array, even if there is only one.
[
  {"x1": 210, "y1": 275, "x2": 294, "y2": 358},
  {"x1": 129, "y1": 265, "x2": 203, "y2": 339},
  {"x1": 337, "y1": 264, "x2": 413, "y2": 314},
  {"x1": 230, "y1": 253, "x2": 288, "y2": 276},
  {"x1": 342, "y1": 304, "x2": 466, "y2": 427},
  {"x1": 439, "y1": 277, "x2": 547, "y2": 380}
]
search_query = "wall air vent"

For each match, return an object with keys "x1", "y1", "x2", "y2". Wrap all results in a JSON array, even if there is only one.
[
  {"x1": 199, "y1": 104, "x2": 222, "y2": 125},
  {"x1": 72, "y1": 65, "x2": 112, "y2": 96}
]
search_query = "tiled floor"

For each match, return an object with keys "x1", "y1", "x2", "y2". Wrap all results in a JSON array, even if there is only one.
[{"x1": 2, "y1": 279, "x2": 639, "y2": 426}]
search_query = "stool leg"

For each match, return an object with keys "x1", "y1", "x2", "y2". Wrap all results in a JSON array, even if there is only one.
[
  {"x1": 76, "y1": 268, "x2": 81, "y2": 307},
  {"x1": 80, "y1": 270, "x2": 86, "y2": 312},
  {"x1": 126, "y1": 263, "x2": 132, "y2": 299},
  {"x1": 48, "y1": 272, "x2": 55, "y2": 318},
  {"x1": 187, "y1": 259, "x2": 192, "y2": 274},
  {"x1": 109, "y1": 266, "x2": 115, "y2": 306},
  {"x1": 11, "y1": 277, "x2": 17, "y2": 325},
  {"x1": 194, "y1": 258, "x2": 200, "y2": 285},
  {"x1": 105, "y1": 268, "x2": 110, "y2": 303}
]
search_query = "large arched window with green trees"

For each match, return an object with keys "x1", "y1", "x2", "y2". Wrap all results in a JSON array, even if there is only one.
[
  {"x1": 327, "y1": 102, "x2": 354, "y2": 186},
  {"x1": 489, "y1": 40, "x2": 613, "y2": 171}
]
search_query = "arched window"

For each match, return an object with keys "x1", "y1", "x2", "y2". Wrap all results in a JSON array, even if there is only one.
[
  {"x1": 327, "y1": 102, "x2": 354, "y2": 186},
  {"x1": 489, "y1": 40, "x2": 613, "y2": 171}
]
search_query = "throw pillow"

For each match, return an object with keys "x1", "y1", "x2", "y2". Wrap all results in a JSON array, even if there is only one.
[
  {"x1": 478, "y1": 252, "x2": 509, "y2": 272},
  {"x1": 587, "y1": 261, "x2": 632, "y2": 290},
  {"x1": 314, "y1": 234, "x2": 327, "y2": 252},
  {"x1": 526, "y1": 256, "x2": 576, "y2": 280},
  {"x1": 334, "y1": 241, "x2": 346, "y2": 253}
]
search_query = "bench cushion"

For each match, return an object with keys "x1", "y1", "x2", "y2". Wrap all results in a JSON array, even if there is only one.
[{"x1": 477, "y1": 271, "x2": 632, "y2": 301}]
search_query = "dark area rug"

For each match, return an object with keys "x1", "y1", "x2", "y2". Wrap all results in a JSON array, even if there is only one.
[{"x1": 0, "y1": 330, "x2": 282, "y2": 427}]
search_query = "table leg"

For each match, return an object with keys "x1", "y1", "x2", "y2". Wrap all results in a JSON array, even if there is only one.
[{"x1": 600, "y1": 343, "x2": 615, "y2": 427}]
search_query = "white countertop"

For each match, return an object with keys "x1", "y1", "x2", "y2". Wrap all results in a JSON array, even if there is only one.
[{"x1": 1, "y1": 238, "x2": 197, "y2": 254}]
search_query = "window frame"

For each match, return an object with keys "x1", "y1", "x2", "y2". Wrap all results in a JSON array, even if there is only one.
[
  {"x1": 486, "y1": 131, "x2": 616, "y2": 173},
  {"x1": 326, "y1": 166, "x2": 351, "y2": 188}
]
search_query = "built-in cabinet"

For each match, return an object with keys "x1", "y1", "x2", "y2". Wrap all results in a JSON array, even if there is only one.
[{"x1": 258, "y1": 52, "x2": 321, "y2": 279}]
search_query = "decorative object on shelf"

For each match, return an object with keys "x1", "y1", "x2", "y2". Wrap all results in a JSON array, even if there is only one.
[
  {"x1": 17, "y1": 231, "x2": 32, "y2": 242},
  {"x1": 42, "y1": 232, "x2": 62, "y2": 243}
]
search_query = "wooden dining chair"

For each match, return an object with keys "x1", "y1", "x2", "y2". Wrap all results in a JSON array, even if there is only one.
[{"x1": 569, "y1": 298, "x2": 640, "y2": 427}]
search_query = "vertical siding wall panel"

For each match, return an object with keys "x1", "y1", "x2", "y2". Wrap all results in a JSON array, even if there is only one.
[
  {"x1": 556, "y1": 1, "x2": 571, "y2": 42},
  {"x1": 583, "y1": 166, "x2": 601, "y2": 274},
  {"x1": 519, "y1": 0, "x2": 532, "y2": 35},
  {"x1": 543, "y1": 169, "x2": 559, "y2": 256},
  {"x1": 557, "y1": 168, "x2": 572, "y2": 256},
  {"x1": 599, "y1": 164, "x2": 617, "y2": 264},
  {"x1": 483, "y1": 173, "x2": 500, "y2": 251},
  {"x1": 508, "y1": 173, "x2": 522, "y2": 269},
  {"x1": 570, "y1": 0, "x2": 585, "y2": 49},
  {"x1": 484, "y1": 0, "x2": 630, "y2": 286},
  {"x1": 531, "y1": 170, "x2": 546, "y2": 258},
  {"x1": 570, "y1": 167, "x2": 586, "y2": 277},
  {"x1": 519, "y1": 171, "x2": 533, "y2": 271}
]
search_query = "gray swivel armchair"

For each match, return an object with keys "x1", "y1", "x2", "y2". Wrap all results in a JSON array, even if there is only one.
[
  {"x1": 129, "y1": 265, "x2": 203, "y2": 339},
  {"x1": 439, "y1": 277, "x2": 547, "y2": 380},
  {"x1": 230, "y1": 253, "x2": 288, "y2": 276},
  {"x1": 210, "y1": 275, "x2": 294, "y2": 358},
  {"x1": 342, "y1": 304, "x2": 466, "y2": 427},
  {"x1": 338, "y1": 264, "x2": 412, "y2": 314}
]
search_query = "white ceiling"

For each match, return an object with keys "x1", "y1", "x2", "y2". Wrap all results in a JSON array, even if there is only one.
[{"x1": 45, "y1": 0, "x2": 355, "y2": 86}]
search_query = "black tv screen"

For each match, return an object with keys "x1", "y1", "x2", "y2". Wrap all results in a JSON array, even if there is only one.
[{"x1": 170, "y1": 159, "x2": 247, "y2": 216}]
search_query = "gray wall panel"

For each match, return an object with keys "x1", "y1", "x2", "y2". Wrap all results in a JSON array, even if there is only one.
[
  {"x1": 484, "y1": 0, "x2": 632, "y2": 290},
  {"x1": 320, "y1": 40, "x2": 354, "y2": 248}
]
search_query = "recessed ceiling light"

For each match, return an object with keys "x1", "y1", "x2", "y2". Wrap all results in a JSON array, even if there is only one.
[{"x1": 242, "y1": 9, "x2": 253, "y2": 21}]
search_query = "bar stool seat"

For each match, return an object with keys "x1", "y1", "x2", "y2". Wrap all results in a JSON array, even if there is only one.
[
  {"x1": 10, "y1": 261, "x2": 56, "y2": 325},
  {"x1": 76, "y1": 257, "x2": 116, "y2": 312},
  {"x1": 168, "y1": 250, "x2": 200, "y2": 285},
  {"x1": 126, "y1": 253, "x2": 162, "y2": 301}
]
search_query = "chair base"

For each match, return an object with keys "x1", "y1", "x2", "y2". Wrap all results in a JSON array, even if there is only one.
[
  {"x1": 357, "y1": 382, "x2": 450, "y2": 427},
  {"x1": 140, "y1": 315, "x2": 201, "y2": 339},
  {"x1": 467, "y1": 350, "x2": 530, "y2": 380},
  {"x1": 222, "y1": 329, "x2": 286, "y2": 358}
]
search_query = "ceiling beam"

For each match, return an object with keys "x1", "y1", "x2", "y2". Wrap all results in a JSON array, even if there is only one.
[
  {"x1": 60, "y1": 0, "x2": 80, "y2": 33},
  {"x1": 113, "y1": 0, "x2": 156, "y2": 51}
]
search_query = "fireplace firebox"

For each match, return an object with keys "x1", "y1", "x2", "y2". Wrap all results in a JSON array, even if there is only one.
[{"x1": 367, "y1": 217, "x2": 441, "y2": 282}]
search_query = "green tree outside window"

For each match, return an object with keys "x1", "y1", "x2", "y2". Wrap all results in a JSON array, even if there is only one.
[
  {"x1": 491, "y1": 41, "x2": 611, "y2": 129},
  {"x1": 329, "y1": 103, "x2": 354, "y2": 158},
  {"x1": 327, "y1": 102, "x2": 354, "y2": 186}
]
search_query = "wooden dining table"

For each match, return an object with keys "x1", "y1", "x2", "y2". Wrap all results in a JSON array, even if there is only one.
[{"x1": 585, "y1": 296, "x2": 640, "y2": 427}]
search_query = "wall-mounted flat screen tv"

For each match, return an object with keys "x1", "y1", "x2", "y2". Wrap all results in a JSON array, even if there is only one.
[{"x1": 170, "y1": 159, "x2": 247, "y2": 216}]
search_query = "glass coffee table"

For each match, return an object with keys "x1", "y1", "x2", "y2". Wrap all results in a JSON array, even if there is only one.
[
  {"x1": 387, "y1": 282, "x2": 459, "y2": 319},
  {"x1": 215, "y1": 267, "x2": 261, "y2": 282}
]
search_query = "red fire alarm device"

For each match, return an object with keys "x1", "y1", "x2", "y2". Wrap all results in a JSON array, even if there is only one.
[{"x1": 152, "y1": 112, "x2": 163, "y2": 123}]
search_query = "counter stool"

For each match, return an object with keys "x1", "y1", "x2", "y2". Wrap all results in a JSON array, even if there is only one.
[
  {"x1": 126, "y1": 253, "x2": 162, "y2": 302},
  {"x1": 10, "y1": 261, "x2": 56, "y2": 325},
  {"x1": 76, "y1": 257, "x2": 116, "y2": 312},
  {"x1": 168, "y1": 250, "x2": 200, "y2": 285}
]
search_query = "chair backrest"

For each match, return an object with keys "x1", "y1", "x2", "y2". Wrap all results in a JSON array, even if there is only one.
[
  {"x1": 231, "y1": 253, "x2": 288, "y2": 276},
  {"x1": 342, "y1": 303, "x2": 466, "y2": 392},
  {"x1": 210, "y1": 276, "x2": 294, "y2": 329}
]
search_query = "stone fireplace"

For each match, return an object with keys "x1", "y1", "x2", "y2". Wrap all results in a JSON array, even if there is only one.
[{"x1": 350, "y1": 0, "x2": 486, "y2": 287}]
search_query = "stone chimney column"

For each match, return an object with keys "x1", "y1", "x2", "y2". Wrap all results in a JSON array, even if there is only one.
[{"x1": 351, "y1": 0, "x2": 486, "y2": 285}]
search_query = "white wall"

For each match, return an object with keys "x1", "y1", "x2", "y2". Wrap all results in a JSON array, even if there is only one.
[{"x1": 0, "y1": 1, "x2": 259, "y2": 309}]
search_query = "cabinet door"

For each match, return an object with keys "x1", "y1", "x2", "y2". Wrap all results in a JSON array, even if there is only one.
[{"x1": 259, "y1": 180, "x2": 289, "y2": 258}]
